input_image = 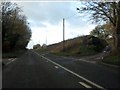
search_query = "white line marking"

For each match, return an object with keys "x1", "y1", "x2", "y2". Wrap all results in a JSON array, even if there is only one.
[
  {"x1": 6, "y1": 58, "x2": 16, "y2": 65},
  {"x1": 79, "y1": 59, "x2": 96, "y2": 64},
  {"x1": 55, "y1": 66, "x2": 59, "y2": 69},
  {"x1": 8, "y1": 59, "x2": 12, "y2": 61},
  {"x1": 32, "y1": 51, "x2": 105, "y2": 89},
  {"x1": 78, "y1": 82, "x2": 92, "y2": 88},
  {"x1": 6, "y1": 62, "x2": 11, "y2": 65}
]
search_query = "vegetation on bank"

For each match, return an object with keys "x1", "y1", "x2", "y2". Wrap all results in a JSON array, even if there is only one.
[
  {"x1": 102, "y1": 52, "x2": 120, "y2": 66},
  {"x1": 2, "y1": 49, "x2": 27, "y2": 58},
  {"x1": 36, "y1": 34, "x2": 120, "y2": 66},
  {"x1": 52, "y1": 45, "x2": 99, "y2": 57},
  {"x1": 42, "y1": 35, "x2": 107, "y2": 57}
]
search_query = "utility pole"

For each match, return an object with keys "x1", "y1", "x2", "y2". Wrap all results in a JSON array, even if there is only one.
[
  {"x1": 63, "y1": 18, "x2": 65, "y2": 51},
  {"x1": 46, "y1": 35, "x2": 47, "y2": 45}
]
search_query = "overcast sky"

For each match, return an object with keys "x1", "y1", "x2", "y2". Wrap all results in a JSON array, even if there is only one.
[{"x1": 16, "y1": 1, "x2": 97, "y2": 49}]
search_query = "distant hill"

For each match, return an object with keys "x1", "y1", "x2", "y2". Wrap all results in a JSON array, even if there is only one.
[{"x1": 46, "y1": 35, "x2": 108, "y2": 56}]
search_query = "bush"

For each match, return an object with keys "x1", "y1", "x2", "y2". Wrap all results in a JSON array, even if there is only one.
[{"x1": 82, "y1": 35, "x2": 108, "y2": 52}]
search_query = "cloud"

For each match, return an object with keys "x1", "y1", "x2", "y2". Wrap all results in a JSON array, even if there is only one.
[
  {"x1": 17, "y1": 2, "x2": 82, "y2": 26},
  {"x1": 28, "y1": 19, "x2": 46, "y2": 28},
  {"x1": 18, "y1": 1, "x2": 93, "y2": 29},
  {"x1": 16, "y1": 1, "x2": 96, "y2": 49}
]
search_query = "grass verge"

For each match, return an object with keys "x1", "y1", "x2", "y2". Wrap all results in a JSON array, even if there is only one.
[
  {"x1": 102, "y1": 53, "x2": 120, "y2": 66},
  {"x1": 51, "y1": 45, "x2": 99, "y2": 58},
  {"x1": 2, "y1": 49, "x2": 27, "y2": 58}
]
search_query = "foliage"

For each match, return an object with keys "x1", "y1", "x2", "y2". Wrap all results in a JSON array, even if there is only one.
[
  {"x1": 42, "y1": 44, "x2": 47, "y2": 48},
  {"x1": 82, "y1": 35, "x2": 108, "y2": 52},
  {"x1": 33, "y1": 44, "x2": 41, "y2": 50},
  {"x1": 1, "y1": 2, "x2": 31, "y2": 52},
  {"x1": 90, "y1": 25, "x2": 112, "y2": 40}
]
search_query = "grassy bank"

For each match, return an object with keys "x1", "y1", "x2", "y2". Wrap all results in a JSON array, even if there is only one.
[
  {"x1": 102, "y1": 53, "x2": 120, "y2": 66},
  {"x1": 51, "y1": 45, "x2": 99, "y2": 58},
  {"x1": 35, "y1": 35, "x2": 108, "y2": 58}
]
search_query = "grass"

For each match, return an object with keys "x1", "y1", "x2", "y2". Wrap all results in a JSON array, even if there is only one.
[
  {"x1": 76, "y1": 45, "x2": 98, "y2": 56},
  {"x1": 2, "y1": 49, "x2": 27, "y2": 58},
  {"x1": 52, "y1": 45, "x2": 99, "y2": 58},
  {"x1": 102, "y1": 53, "x2": 120, "y2": 66}
]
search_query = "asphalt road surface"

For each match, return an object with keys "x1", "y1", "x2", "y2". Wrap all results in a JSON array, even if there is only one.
[{"x1": 2, "y1": 50, "x2": 120, "y2": 89}]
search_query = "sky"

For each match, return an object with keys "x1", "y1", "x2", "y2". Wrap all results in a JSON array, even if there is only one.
[{"x1": 15, "y1": 1, "x2": 97, "y2": 49}]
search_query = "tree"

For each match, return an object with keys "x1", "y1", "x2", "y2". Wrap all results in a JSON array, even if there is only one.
[
  {"x1": 2, "y1": 2, "x2": 31, "y2": 51},
  {"x1": 90, "y1": 25, "x2": 112, "y2": 40},
  {"x1": 2, "y1": 2, "x2": 20, "y2": 43},
  {"x1": 42, "y1": 44, "x2": 47, "y2": 48},
  {"x1": 33, "y1": 44, "x2": 41, "y2": 50},
  {"x1": 0, "y1": 3, "x2": 1, "y2": 52},
  {"x1": 77, "y1": 2, "x2": 120, "y2": 51}
]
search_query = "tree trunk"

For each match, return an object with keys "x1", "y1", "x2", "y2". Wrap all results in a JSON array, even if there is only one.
[
  {"x1": 115, "y1": 16, "x2": 120, "y2": 49},
  {"x1": 112, "y1": 29, "x2": 120, "y2": 52},
  {"x1": 114, "y1": 1, "x2": 120, "y2": 51},
  {"x1": 115, "y1": 27, "x2": 120, "y2": 51}
]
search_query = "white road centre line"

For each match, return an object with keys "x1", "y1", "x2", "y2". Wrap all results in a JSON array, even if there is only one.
[
  {"x1": 78, "y1": 82, "x2": 92, "y2": 88},
  {"x1": 32, "y1": 51, "x2": 105, "y2": 89}
]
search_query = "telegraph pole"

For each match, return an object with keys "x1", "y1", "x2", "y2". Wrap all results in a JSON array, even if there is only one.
[
  {"x1": 46, "y1": 35, "x2": 47, "y2": 45},
  {"x1": 63, "y1": 18, "x2": 65, "y2": 51}
]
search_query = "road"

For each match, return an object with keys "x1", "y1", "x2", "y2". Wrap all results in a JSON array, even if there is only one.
[{"x1": 2, "y1": 50, "x2": 120, "y2": 88}]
